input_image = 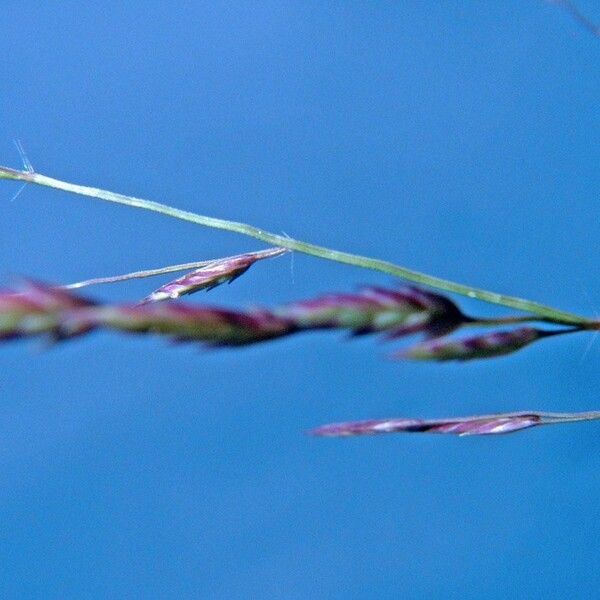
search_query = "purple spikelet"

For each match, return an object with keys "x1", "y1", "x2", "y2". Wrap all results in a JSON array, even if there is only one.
[
  {"x1": 90, "y1": 303, "x2": 295, "y2": 346},
  {"x1": 396, "y1": 327, "x2": 562, "y2": 362},
  {"x1": 310, "y1": 410, "x2": 600, "y2": 437},
  {"x1": 275, "y1": 285, "x2": 467, "y2": 338},
  {"x1": 141, "y1": 248, "x2": 288, "y2": 303},
  {"x1": 311, "y1": 413, "x2": 542, "y2": 437},
  {"x1": 0, "y1": 281, "x2": 96, "y2": 340}
]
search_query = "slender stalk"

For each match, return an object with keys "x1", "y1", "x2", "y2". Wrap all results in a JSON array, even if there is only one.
[
  {"x1": 463, "y1": 315, "x2": 545, "y2": 327},
  {"x1": 0, "y1": 165, "x2": 593, "y2": 326},
  {"x1": 63, "y1": 260, "x2": 215, "y2": 289},
  {"x1": 538, "y1": 410, "x2": 600, "y2": 425},
  {"x1": 62, "y1": 248, "x2": 286, "y2": 290}
]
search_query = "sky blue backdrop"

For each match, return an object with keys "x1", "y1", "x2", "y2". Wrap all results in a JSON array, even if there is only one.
[{"x1": 1, "y1": 2, "x2": 599, "y2": 598}]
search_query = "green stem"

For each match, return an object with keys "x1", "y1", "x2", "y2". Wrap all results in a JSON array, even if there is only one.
[{"x1": 0, "y1": 165, "x2": 592, "y2": 326}]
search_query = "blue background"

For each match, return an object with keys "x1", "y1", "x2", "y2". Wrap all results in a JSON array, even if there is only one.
[{"x1": 1, "y1": 2, "x2": 599, "y2": 598}]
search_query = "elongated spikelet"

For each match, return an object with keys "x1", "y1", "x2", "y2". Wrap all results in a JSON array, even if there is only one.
[
  {"x1": 0, "y1": 281, "x2": 95, "y2": 340},
  {"x1": 89, "y1": 303, "x2": 294, "y2": 346},
  {"x1": 275, "y1": 285, "x2": 467, "y2": 338},
  {"x1": 310, "y1": 413, "x2": 544, "y2": 437},
  {"x1": 396, "y1": 327, "x2": 564, "y2": 362},
  {"x1": 310, "y1": 410, "x2": 600, "y2": 437},
  {"x1": 141, "y1": 248, "x2": 288, "y2": 303}
]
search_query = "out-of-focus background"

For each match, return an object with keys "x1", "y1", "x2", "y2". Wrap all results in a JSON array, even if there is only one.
[{"x1": 1, "y1": 2, "x2": 598, "y2": 598}]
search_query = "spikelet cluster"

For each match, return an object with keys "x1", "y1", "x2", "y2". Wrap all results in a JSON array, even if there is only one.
[{"x1": 0, "y1": 280, "x2": 574, "y2": 362}]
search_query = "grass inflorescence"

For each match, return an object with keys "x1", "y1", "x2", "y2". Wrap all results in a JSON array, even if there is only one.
[{"x1": 1, "y1": 162, "x2": 598, "y2": 439}]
